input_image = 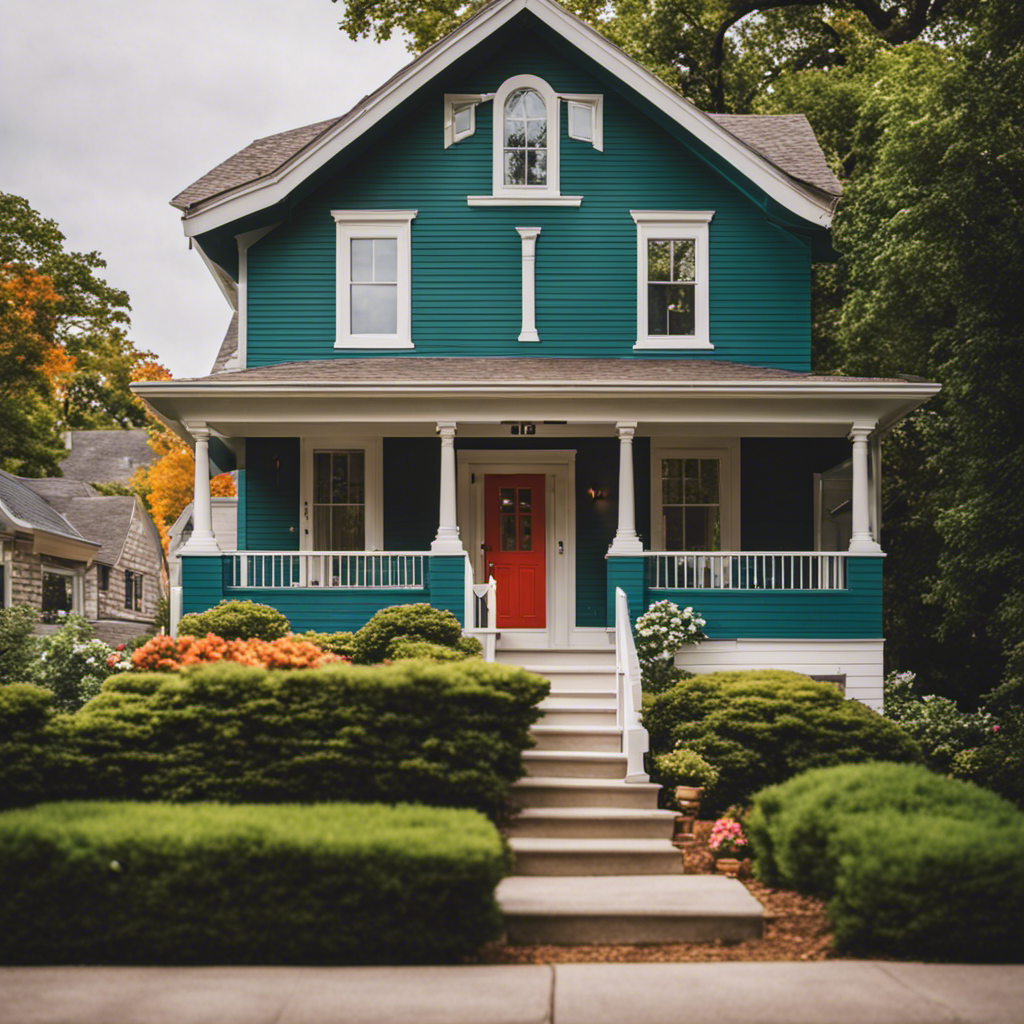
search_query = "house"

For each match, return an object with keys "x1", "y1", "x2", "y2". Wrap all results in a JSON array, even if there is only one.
[
  {"x1": 0, "y1": 473, "x2": 166, "y2": 644},
  {"x1": 59, "y1": 429, "x2": 156, "y2": 486},
  {"x1": 132, "y1": 0, "x2": 938, "y2": 709}
]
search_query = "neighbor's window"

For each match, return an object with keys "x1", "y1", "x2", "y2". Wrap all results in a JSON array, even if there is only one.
[
  {"x1": 313, "y1": 449, "x2": 366, "y2": 550},
  {"x1": 42, "y1": 569, "x2": 74, "y2": 618},
  {"x1": 98, "y1": 564, "x2": 110, "y2": 591},
  {"x1": 124, "y1": 571, "x2": 143, "y2": 612},
  {"x1": 504, "y1": 88, "x2": 547, "y2": 186},
  {"x1": 662, "y1": 457, "x2": 721, "y2": 551}
]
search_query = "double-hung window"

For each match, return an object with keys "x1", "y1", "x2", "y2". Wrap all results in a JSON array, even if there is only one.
[
  {"x1": 632, "y1": 211, "x2": 713, "y2": 350},
  {"x1": 333, "y1": 211, "x2": 416, "y2": 349},
  {"x1": 124, "y1": 571, "x2": 143, "y2": 612},
  {"x1": 312, "y1": 449, "x2": 366, "y2": 550}
]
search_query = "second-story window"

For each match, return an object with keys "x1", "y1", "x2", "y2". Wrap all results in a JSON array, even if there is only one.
[{"x1": 504, "y1": 88, "x2": 547, "y2": 186}]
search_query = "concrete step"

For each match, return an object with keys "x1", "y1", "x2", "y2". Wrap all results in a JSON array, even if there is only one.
[
  {"x1": 509, "y1": 837, "x2": 684, "y2": 876},
  {"x1": 535, "y1": 706, "x2": 618, "y2": 728},
  {"x1": 512, "y1": 777, "x2": 662, "y2": 810},
  {"x1": 530, "y1": 725, "x2": 621, "y2": 752},
  {"x1": 498, "y1": 875, "x2": 764, "y2": 944},
  {"x1": 509, "y1": 807, "x2": 678, "y2": 840},
  {"x1": 522, "y1": 750, "x2": 628, "y2": 779},
  {"x1": 540, "y1": 691, "x2": 616, "y2": 708},
  {"x1": 496, "y1": 647, "x2": 615, "y2": 669},
  {"x1": 524, "y1": 666, "x2": 618, "y2": 692}
]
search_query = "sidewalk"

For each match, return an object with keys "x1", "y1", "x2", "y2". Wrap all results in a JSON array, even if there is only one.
[{"x1": 2, "y1": 962, "x2": 1023, "y2": 1024}]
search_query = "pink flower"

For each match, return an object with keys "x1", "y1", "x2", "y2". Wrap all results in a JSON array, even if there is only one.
[
  {"x1": 116, "y1": 644, "x2": 126, "y2": 651},
  {"x1": 993, "y1": 725, "x2": 1001, "y2": 733}
]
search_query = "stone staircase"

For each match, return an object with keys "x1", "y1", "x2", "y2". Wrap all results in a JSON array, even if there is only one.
[{"x1": 495, "y1": 647, "x2": 764, "y2": 944}]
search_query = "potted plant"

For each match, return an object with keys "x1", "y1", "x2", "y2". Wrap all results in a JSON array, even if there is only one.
[
  {"x1": 708, "y1": 816, "x2": 750, "y2": 876},
  {"x1": 652, "y1": 744, "x2": 720, "y2": 807}
]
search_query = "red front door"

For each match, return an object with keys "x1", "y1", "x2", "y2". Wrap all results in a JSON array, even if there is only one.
[{"x1": 484, "y1": 474, "x2": 546, "y2": 629}]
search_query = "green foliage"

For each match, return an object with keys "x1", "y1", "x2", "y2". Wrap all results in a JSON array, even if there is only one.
[
  {"x1": 388, "y1": 639, "x2": 471, "y2": 662},
  {"x1": 3, "y1": 659, "x2": 549, "y2": 818},
  {"x1": 29, "y1": 614, "x2": 112, "y2": 712},
  {"x1": 0, "y1": 683, "x2": 55, "y2": 807},
  {"x1": 351, "y1": 603, "x2": 463, "y2": 664},
  {"x1": 634, "y1": 600, "x2": 706, "y2": 693},
  {"x1": 883, "y1": 670, "x2": 996, "y2": 773},
  {"x1": 952, "y1": 705, "x2": 1024, "y2": 809},
  {"x1": 89, "y1": 480, "x2": 136, "y2": 496},
  {"x1": 178, "y1": 599, "x2": 291, "y2": 642},
  {"x1": 748, "y1": 761, "x2": 1019, "y2": 893},
  {"x1": 651, "y1": 745, "x2": 720, "y2": 790},
  {"x1": 0, "y1": 603, "x2": 38, "y2": 682},
  {"x1": 457, "y1": 634, "x2": 484, "y2": 657},
  {"x1": 292, "y1": 629, "x2": 355, "y2": 657},
  {"x1": 152, "y1": 596, "x2": 170, "y2": 634},
  {"x1": 643, "y1": 670, "x2": 921, "y2": 812},
  {"x1": 747, "y1": 763, "x2": 1024, "y2": 961},
  {"x1": 0, "y1": 800, "x2": 508, "y2": 964}
]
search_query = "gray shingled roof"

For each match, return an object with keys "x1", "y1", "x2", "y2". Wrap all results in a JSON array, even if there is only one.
[
  {"x1": 211, "y1": 313, "x2": 239, "y2": 373},
  {"x1": 0, "y1": 471, "x2": 91, "y2": 541},
  {"x1": 59, "y1": 430, "x2": 156, "y2": 485},
  {"x1": 160, "y1": 357, "x2": 909, "y2": 387},
  {"x1": 61, "y1": 497, "x2": 137, "y2": 565},
  {"x1": 17, "y1": 477, "x2": 98, "y2": 513}
]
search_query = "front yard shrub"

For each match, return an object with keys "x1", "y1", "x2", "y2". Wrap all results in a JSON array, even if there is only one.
[
  {"x1": 389, "y1": 638, "x2": 470, "y2": 661},
  {"x1": 0, "y1": 801, "x2": 509, "y2": 964},
  {"x1": 30, "y1": 614, "x2": 112, "y2": 712},
  {"x1": 292, "y1": 629, "x2": 356, "y2": 657},
  {"x1": 651, "y1": 744, "x2": 720, "y2": 791},
  {"x1": 0, "y1": 603, "x2": 38, "y2": 682},
  {"x1": 643, "y1": 669, "x2": 921, "y2": 812},
  {"x1": 8, "y1": 659, "x2": 548, "y2": 817},
  {"x1": 747, "y1": 763, "x2": 1024, "y2": 961},
  {"x1": 351, "y1": 603, "x2": 463, "y2": 664},
  {"x1": 0, "y1": 683, "x2": 54, "y2": 807},
  {"x1": 130, "y1": 633, "x2": 340, "y2": 671},
  {"x1": 177, "y1": 599, "x2": 290, "y2": 641}
]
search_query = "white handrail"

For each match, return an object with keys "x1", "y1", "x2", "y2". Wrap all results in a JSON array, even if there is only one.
[
  {"x1": 645, "y1": 551, "x2": 848, "y2": 591},
  {"x1": 225, "y1": 551, "x2": 427, "y2": 589},
  {"x1": 614, "y1": 587, "x2": 649, "y2": 783},
  {"x1": 470, "y1": 575, "x2": 498, "y2": 662}
]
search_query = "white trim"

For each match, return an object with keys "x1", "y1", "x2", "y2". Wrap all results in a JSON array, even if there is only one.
[
  {"x1": 516, "y1": 227, "x2": 541, "y2": 342},
  {"x1": 632, "y1": 210, "x2": 713, "y2": 350},
  {"x1": 299, "y1": 436, "x2": 384, "y2": 551},
  {"x1": 650, "y1": 438, "x2": 741, "y2": 551},
  {"x1": 467, "y1": 195, "x2": 583, "y2": 207},
  {"x1": 562, "y1": 93, "x2": 603, "y2": 151},
  {"x1": 41, "y1": 562, "x2": 84, "y2": 616},
  {"x1": 332, "y1": 210, "x2": 416, "y2": 349},
  {"x1": 193, "y1": 239, "x2": 238, "y2": 311},
  {"x1": 443, "y1": 93, "x2": 492, "y2": 147},
  {"x1": 456, "y1": 449, "x2": 576, "y2": 648},
  {"x1": 179, "y1": 0, "x2": 835, "y2": 243},
  {"x1": 492, "y1": 74, "x2": 562, "y2": 201}
]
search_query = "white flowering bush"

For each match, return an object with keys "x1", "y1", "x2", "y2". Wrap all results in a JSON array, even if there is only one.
[
  {"x1": 634, "y1": 599, "x2": 706, "y2": 693},
  {"x1": 31, "y1": 614, "x2": 115, "y2": 712}
]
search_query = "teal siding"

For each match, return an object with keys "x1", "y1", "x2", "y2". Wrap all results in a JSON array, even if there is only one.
[
  {"x1": 245, "y1": 438, "x2": 300, "y2": 550},
  {"x1": 644, "y1": 555, "x2": 883, "y2": 639},
  {"x1": 245, "y1": 21, "x2": 811, "y2": 370},
  {"x1": 607, "y1": 556, "x2": 645, "y2": 626},
  {"x1": 181, "y1": 556, "x2": 229, "y2": 616},
  {"x1": 235, "y1": 468, "x2": 247, "y2": 550},
  {"x1": 426, "y1": 555, "x2": 468, "y2": 624}
]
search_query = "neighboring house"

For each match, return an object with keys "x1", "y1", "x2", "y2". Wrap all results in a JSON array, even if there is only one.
[
  {"x1": 59, "y1": 429, "x2": 156, "y2": 485},
  {"x1": 0, "y1": 473, "x2": 166, "y2": 644},
  {"x1": 133, "y1": 0, "x2": 939, "y2": 708}
]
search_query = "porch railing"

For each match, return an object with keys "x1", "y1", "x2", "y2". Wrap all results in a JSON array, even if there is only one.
[
  {"x1": 614, "y1": 587, "x2": 649, "y2": 783},
  {"x1": 469, "y1": 574, "x2": 498, "y2": 662},
  {"x1": 226, "y1": 551, "x2": 427, "y2": 590},
  {"x1": 645, "y1": 552, "x2": 847, "y2": 591}
]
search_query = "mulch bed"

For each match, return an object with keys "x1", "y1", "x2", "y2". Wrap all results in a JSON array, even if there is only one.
[{"x1": 469, "y1": 820, "x2": 835, "y2": 963}]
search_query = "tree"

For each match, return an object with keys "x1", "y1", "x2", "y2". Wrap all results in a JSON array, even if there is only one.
[{"x1": 0, "y1": 193, "x2": 157, "y2": 431}]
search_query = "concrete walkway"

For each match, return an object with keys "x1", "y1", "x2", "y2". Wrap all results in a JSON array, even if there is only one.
[{"x1": 2, "y1": 962, "x2": 1023, "y2": 1024}]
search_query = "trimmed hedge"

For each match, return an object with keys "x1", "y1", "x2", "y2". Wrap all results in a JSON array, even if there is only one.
[
  {"x1": 643, "y1": 670, "x2": 921, "y2": 812},
  {"x1": 0, "y1": 683, "x2": 54, "y2": 807},
  {"x1": 351, "y1": 603, "x2": 463, "y2": 664},
  {"x1": 0, "y1": 801, "x2": 509, "y2": 964},
  {"x1": 748, "y1": 763, "x2": 1024, "y2": 961},
  {"x1": 2, "y1": 660, "x2": 548, "y2": 818},
  {"x1": 177, "y1": 600, "x2": 290, "y2": 641}
]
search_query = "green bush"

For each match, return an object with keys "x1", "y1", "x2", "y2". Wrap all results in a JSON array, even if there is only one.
[
  {"x1": 0, "y1": 683, "x2": 54, "y2": 807},
  {"x1": 30, "y1": 614, "x2": 112, "y2": 712},
  {"x1": 952, "y1": 704, "x2": 1024, "y2": 808},
  {"x1": 292, "y1": 630, "x2": 356, "y2": 657},
  {"x1": 748, "y1": 761, "x2": 1021, "y2": 892},
  {"x1": 643, "y1": 670, "x2": 922, "y2": 812},
  {"x1": 6, "y1": 659, "x2": 548, "y2": 818},
  {"x1": 651, "y1": 745, "x2": 720, "y2": 791},
  {"x1": 388, "y1": 638, "x2": 479, "y2": 662},
  {"x1": 0, "y1": 800, "x2": 509, "y2": 964},
  {"x1": 0, "y1": 603, "x2": 38, "y2": 682},
  {"x1": 178, "y1": 600, "x2": 290, "y2": 641},
  {"x1": 351, "y1": 603, "x2": 463, "y2": 664},
  {"x1": 457, "y1": 635, "x2": 484, "y2": 657}
]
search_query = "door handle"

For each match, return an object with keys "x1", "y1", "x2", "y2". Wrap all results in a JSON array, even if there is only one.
[
  {"x1": 558, "y1": 541, "x2": 564, "y2": 555},
  {"x1": 488, "y1": 562, "x2": 495, "y2": 574}
]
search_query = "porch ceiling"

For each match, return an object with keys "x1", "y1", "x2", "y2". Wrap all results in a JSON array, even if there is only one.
[{"x1": 131, "y1": 358, "x2": 939, "y2": 442}]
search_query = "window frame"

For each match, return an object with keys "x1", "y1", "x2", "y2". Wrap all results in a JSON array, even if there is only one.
[
  {"x1": 41, "y1": 564, "x2": 80, "y2": 618},
  {"x1": 124, "y1": 570, "x2": 143, "y2": 612},
  {"x1": 632, "y1": 211, "x2": 714, "y2": 350},
  {"x1": 650, "y1": 441, "x2": 740, "y2": 552},
  {"x1": 332, "y1": 210, "x2": 417, "y2": 350},
  {"x1": 97, "y1": 563, "x2": 110, "y2": 592},
  {"x1": 562, "y1": 93, "x2": 603, "y2": 151},
  {"x1": 443, "y1": 94, "x2": 484, "y2": 148},
  {"x1": 300, "y1": 437, "x2": 383, "y2": 551},
  {"x1": 489, "y1": 75, "x2": 564, "y2": 203}
]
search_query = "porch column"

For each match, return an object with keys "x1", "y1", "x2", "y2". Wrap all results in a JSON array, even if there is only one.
[
  {"x1": 608, "y1": 421, "x2": 644, "y2": 555},
  {"x1": 849, "y1": 424, "x2": 881, "y2": 553},
  {"x1": 431, "y1": 421, "x2": 464, "y2": 553},
  {"x1": 180, "y1": 424, "x2": 220, "y2": 554}
]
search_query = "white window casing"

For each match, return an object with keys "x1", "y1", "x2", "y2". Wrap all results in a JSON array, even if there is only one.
[
  {"x1": 562, "y1": 93, "x2": 603, "y2": 150},
  {"x1": 332, "y1": 210, "x2": 417, "y2": 349},
  {"x1": 632, "y1": 210, "x2": 714, "y2": 350},
  {"x1": 300, "y1": 437, "x2": 383, "y2": 551},
  {"x1": 443, "y1": 93, "x2": 493, "y2": 148}
]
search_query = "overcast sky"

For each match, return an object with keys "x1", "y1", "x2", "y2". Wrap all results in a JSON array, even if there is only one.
[{"x1": 1, "y1": 0, "x2": 409, "y2": 377}]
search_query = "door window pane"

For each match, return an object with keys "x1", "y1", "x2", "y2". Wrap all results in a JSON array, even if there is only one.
[
  {"x1": 519, "y1": 516, "x2": 532, "y2": 551},
  {"x1": 518, "y1": 488, "x2": 532, "y2": 513},
  {"x1": 313, "y1": 450, "x2": 366, "y2": 550},
  {"x1": 500, "y1": 514, "x2": 517, "y2": 551}
]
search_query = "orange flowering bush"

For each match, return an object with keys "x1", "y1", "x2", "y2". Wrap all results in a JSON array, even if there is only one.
[{"x1": 130, "y1": 633, "x2": 342, "y2": 672}]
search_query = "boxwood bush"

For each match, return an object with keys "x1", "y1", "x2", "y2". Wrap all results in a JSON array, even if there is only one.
[
  {"x1": 0, "y1": 801, "x2": 509, "y2": 964},
  {"x1": 177, "y1": 599, "x2": 291, "y2": 641},
  {"x1": 351, "y1": 603, "x2": 464, "y2": 663},
  {"x1": 0, "y1": 683, "x2": 54, "y2": 807},
  {"x1": 748, "y1": 763, "x2": 1024, "y2": 961},
  {"x1": 3, "y1": 659, "x2": 548, "y2": 818},
  {"x1": 643, "y1": 670, "x2": 921, "y2": 812}
]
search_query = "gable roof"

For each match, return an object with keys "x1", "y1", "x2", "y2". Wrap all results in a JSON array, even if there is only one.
[
  {"x1": 0, "y1": 471, "x2": 94, "y2": 543},
  {"x1": 59, "y1": 430, "x2": 156, "y2": 485},
  {"x1": 170, "y1": 0, "x2": 840, "y2": 237},
  {"x1": 60, "y1": 496, "x2": 138, "y2": 566}
]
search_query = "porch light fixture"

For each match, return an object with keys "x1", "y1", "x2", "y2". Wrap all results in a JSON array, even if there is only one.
[{"x1": 587, "y1": 484, "x2": 607, "y2": 501}]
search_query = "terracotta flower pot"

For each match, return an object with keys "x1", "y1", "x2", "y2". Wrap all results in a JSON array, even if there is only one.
[
  {"x1": 674, "y1": 785, "x2": 704, "y2": 804},
  {"x1": 714, "y1": 857, "x2": 741, "y2": 876}
]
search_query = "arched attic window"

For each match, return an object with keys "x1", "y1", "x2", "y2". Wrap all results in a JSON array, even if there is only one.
[{"x1": 490, "y1": 75, "x2": 562, "y2": 201}]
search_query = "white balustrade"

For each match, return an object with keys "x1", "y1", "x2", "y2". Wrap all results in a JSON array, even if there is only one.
[
  {"x1": 226, "y1": 552, "x2": 426, "y2": 590},
  {"x1": 645, "y1": 552, "x2": 848, "y2": 591},
  {"x1": 614, "y1": 587, "x2": 649, "y2": 783},
  {"x1": 470, "y1": 574, "x2": 498, "y2": 662}
]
